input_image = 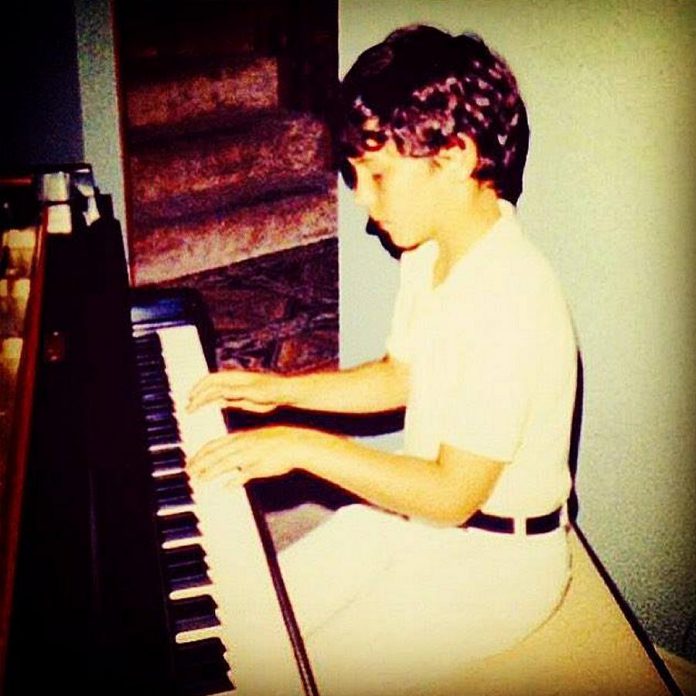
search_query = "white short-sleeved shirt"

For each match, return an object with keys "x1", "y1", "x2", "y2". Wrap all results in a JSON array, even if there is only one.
[{"x1": 386, "y1": 200, "x2": 577, "y2": 517}]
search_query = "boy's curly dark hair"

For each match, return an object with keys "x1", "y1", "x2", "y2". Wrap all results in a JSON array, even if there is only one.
[{"x1": 339, "y1": 25, "x2": 529, "y2": 203}]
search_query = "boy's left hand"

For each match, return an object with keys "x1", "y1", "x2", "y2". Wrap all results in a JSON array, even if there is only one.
[{"x1": 186, "y1": 425, "x2": 331, "y2": 487}]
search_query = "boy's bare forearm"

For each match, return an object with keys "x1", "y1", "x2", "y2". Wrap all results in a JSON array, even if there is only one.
[
  {"x1": 303, "y1": 437, "x2": 503, "y2": 526},
  {"x1": 283, "y1": 355, "x2": 409, "y2": 414}
]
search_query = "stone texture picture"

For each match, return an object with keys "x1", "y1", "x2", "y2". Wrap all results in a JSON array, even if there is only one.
[{"x1": 116, "y1": 0, "x2": 339, "y2": 376}]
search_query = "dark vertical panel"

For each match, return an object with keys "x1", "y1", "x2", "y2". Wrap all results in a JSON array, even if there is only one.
[{"x1": 0, "y1": 0, "x2": 84, "y2": 169}]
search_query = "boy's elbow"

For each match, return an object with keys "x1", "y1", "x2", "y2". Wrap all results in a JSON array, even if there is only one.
[
  {"x1": 435, "y1": 504, "x2": 480, "y2": 528},
  {"x1": 416, "y1": 496, "x2": 480, "y2": 528}
]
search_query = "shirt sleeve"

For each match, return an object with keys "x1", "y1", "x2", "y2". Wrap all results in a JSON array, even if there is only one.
[
  {"x1": 384, "y1": 245, "x2": 433, "y2": 364},
  {"x1": 384, "y1": 276, "x2": 412, "y2": 364},
  {"x1": 439, "y1": 288, "x2": 535, "y2": 463}
]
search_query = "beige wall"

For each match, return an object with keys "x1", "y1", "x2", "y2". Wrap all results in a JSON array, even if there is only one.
[
  {"x1": 339, "y1": 0, "x2": 696, "y2": 657},
  {"x1": 74, "y1": 0, "x2": 128, "y2": 255}
]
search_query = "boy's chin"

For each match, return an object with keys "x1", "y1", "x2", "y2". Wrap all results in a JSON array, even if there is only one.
[{"x1": 366, "y1": 218, "x2": 404, "y2": 258}]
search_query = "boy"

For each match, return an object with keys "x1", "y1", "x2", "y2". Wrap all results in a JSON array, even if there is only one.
[{"x1": 187, "y1": 25, "x2": 577, "y2": 695}]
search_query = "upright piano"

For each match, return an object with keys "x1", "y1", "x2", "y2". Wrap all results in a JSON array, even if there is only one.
[{"x1": 0, "y1": 167, "x2": 317, "y2": 695}]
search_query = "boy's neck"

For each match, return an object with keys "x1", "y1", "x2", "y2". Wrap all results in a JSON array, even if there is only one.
[{"x1": 431, "y1": 185, "x2": 502, "y2": 287}]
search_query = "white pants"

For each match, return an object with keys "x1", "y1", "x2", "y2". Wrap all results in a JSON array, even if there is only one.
[{"x1": 279, "y1": 504, "x2": 571, "y2": 696}]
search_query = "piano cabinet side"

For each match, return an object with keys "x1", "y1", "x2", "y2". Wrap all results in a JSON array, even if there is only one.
[{"x1": 0, "y1": 206, "x2": 47, "y2": 684}]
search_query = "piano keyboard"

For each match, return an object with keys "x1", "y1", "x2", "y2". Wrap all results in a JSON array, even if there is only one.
[{"x1": 132, "y1": 323, "x2": 310, "y2": 696}]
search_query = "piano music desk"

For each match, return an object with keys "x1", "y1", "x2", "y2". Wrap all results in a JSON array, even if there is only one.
[{"x1": 446, "y1": 526, "x2": 679, "y2": 695}]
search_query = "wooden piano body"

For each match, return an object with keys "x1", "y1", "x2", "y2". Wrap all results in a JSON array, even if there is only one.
[
  {"x1": 0, "y1": 168, "x2": 315, "y2": 695},
  {"x1": 0, "y1": 166, "x2": 196, "y2": 693}
]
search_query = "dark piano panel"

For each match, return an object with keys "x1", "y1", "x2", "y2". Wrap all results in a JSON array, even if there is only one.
[
  {"x1": 3, "y1": 172, "x2": 317, "y2": 696},
  {"x1": 5, "y1": 196, "x2": 176, "y2": 694}
]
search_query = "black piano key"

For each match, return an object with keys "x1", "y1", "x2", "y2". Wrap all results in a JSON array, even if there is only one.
[
  {"x1": 138, "y1": 367, "x2": 167, "y2": 383},
  {"x1": 134, "y1": 343, "x2": 164, "y2": 359},
  {"x1": 147, "y1": 433, "x2": 181, "y2": 449},
  {"x1": 154, "y1": 470, "x2": 190, "y2": 488},
  {"x1": 141, "y1": 396, "x2": 175, "y2": 414},
  {"x1": 142, "y1": 367, "x2": 167, "y2": 383},
  {"x1": 133, "y1": 348, "x2": 157, "y2": 364},
  {"x1": 164, "y1": 543, "x2": 205, "y2": 568},
  {"x1": 136, "y1": 357, "x2": 166, "y2": 373},
  {"x1": 141, "y1": 399, "x2": 175, "y2": 416},
  {"x1": 135, "y1": 350, "x2": 166, "y2": 365},
  {"x1": 152, "y1": 447, "x2": 185, "y2": 462},
  {"x1": 175, "y1": 638, "x2": 234, "y2": 696},
  {"x1": 145, "y1": 423, "x2": 181, "y2": 447},
  {"x1": 135, "y1": 356, "x2": 167, "y2": 374},
  {"x1": 163, "y1": 545, "x2": 210, "y2": 592},
  {"x1": 143, "y1": 409, "x2": 178, "y2": 426},
  {"x1": 133, "y1": 333, "x2": 163, "y2": 354},
  {"x1": 154, "y1": 474, "x2": 193, "y2": 509},
  {"x1": 133, "y1": 331, "x2": 160, "y2": 344},
  {"x1": 135, "y1": 343, "x2": 161, "y2": 358},
  {"x1": 138, "y1": 374, "x2": 171, "y2": 392},
  {"x1": 146, "y1": 432, "x2": 181, "y2": 451},
  {"x1": 145, "y1": 417, "x2": 180, "y2": 436},
  {"x1": 140, "y1": 386, "x2": 172, "y2": 404},
  {"x1": 145, "y1": 418, "x2": 178, "y2": 432},
  {"x1": 181, "y1": 663, "x2": 234, "y2": 696},
  {"x1": 140, "y1": 388, "x2": 172, "y2": 406},
  {"x1": 140, "y1": 391, "x2": 172, "y2": 408},
  {"x1": 158, "y1": 511, "x2": 201, "y2": 544},
  {"x1": 135, "y1": 360, "x2": 167, "y2": 378},
  {"x1": 151, "y1": 448, "x2": 186, "y2": 475},
  {"x1": 170, "y1": 595, "x2": 220, "y2": 634}
]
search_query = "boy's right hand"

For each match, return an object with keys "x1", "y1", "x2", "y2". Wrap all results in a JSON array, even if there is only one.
[{"x1": 186, "y1": 370, "x2": 289, "y2": 414}]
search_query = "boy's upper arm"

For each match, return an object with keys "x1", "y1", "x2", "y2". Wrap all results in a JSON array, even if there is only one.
[{"x1": 440, "y1": 290, "x2": 535, "y2": 463}]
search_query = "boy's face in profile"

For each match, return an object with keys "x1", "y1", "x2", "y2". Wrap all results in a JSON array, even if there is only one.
[{"x1": 348, "y1": 140, "x2": 454, "y2": 251}]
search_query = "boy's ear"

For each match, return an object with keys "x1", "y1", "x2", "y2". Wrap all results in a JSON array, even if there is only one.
[{"x1": 433, "y1": 135, "x2": 478, "y2": 180}]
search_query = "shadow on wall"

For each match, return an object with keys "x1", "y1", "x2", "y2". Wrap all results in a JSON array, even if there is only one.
[{"x1": 569, "y1": 351, "x2": 584, "y2": 524}]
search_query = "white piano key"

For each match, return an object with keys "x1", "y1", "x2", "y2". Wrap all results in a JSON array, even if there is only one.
[
  {"x1": 162, "y1": 536, "x2": 200, "y2": 551},
  {"x1": 175, "y1": 623, "x2": 223, "y2": 645},
  {"x1": 175, "y1": 624, "x2": 223, "y2": 645},
  {"x1": 170, "y1": 584, "x2": 213, "y2": 603},
  {"x1": 152, "y1": 464, "x2": 185, "y2": 478},
  {"x1": 156, "y1": 502, "x2": 197, "y2": 517}
]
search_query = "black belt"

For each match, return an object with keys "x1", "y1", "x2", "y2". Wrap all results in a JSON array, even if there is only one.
[{"x1": 464, "y1": 506, "x2": 564, "y2": 535}]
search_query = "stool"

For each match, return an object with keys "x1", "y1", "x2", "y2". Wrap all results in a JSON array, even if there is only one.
[{"x1": 434, "y1": 527, "x2": 679, "y2": 695}]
